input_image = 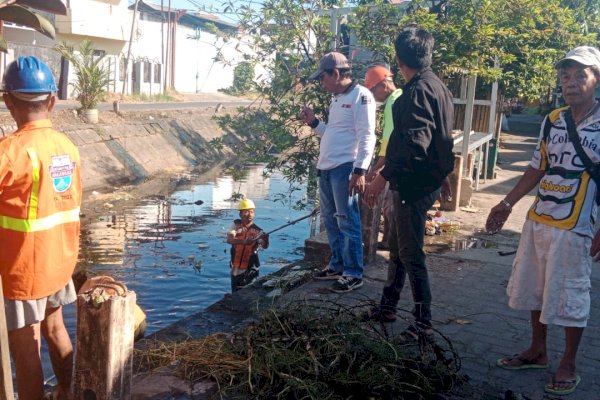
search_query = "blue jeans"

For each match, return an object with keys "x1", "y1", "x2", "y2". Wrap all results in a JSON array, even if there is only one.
[
  {"x1": 319, "y1": 162, "x2": 364, "y2": 279},
  {"x1": 380, "y1": 189, "x2": 439, "y2": 327}
]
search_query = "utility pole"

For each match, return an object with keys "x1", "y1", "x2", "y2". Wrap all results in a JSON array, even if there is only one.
[
  {"x1": 161, "y1": 0, "x2": 164, "y2": 92},
  {"x1": 165, "y1": 0, "x2": 172, "y2": 92},
  {"x1": 122, "y1": 0, "x2": 140, "y2": 98},
  {"x1": 171, "y1": 10, "x2": 186, "y2": 89}
]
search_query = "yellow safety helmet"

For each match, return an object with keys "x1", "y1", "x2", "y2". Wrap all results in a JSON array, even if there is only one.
[{"x1": 238, "y1": 198, "x2": 256, "y2": 210}]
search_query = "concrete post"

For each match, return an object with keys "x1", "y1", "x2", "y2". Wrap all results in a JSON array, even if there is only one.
[
  {"x1": 74, "y1": 289, "x2": 136, "y2": 400},
  {"x1": 0, "y1": 276, "x2": 14, "y2": 400},
  {"x1": 440, "y1": 155, "x2": 463, "y2": 211}
]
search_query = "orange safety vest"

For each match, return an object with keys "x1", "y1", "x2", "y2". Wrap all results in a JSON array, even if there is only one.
[
  {"x1": 230, "y1": 223, "x2": 262, "y2": 270},
  {"x1": 0, "y1": 119, "x2": 82, "y2": 300}
]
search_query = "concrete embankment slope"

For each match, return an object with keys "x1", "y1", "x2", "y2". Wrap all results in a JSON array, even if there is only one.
[{"x1": 0, "y1": 106, "x2": 246, "y2": 193}]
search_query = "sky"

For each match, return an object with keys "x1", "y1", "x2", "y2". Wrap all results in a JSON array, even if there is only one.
[{"x1": 128, "y1": 0, "x2": 257, "y2": 24}]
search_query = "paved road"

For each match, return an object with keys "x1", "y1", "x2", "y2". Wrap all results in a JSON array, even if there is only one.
[{"x1": 0, "y1": 93, "x2": 252, "y2": 112}]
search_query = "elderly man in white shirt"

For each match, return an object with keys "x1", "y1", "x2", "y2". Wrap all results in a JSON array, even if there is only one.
[{"x1": 299, "y1": 52, "x2": 376, "y2": 292}]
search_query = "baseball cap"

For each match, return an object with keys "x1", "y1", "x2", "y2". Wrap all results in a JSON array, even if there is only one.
[
  {"x1": 308, "y1": 52, "x2": 350, "y2": 80},
  {"x1": 364, "y1": 65, "x2": 393, "y2": 90},
  {"x1": 555, "y1": 46, "x2": 600, "y2": 70}
]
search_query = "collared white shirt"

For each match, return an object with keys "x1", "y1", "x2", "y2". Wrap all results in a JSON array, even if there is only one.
[{"x1": 314, "y1": 83, "x2": 376, "y2": 171}]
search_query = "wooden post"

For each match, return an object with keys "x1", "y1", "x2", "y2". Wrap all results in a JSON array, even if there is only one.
[
  {"x1": 461, "y1": 75, "x2": 477, "y2": 175},
  {"x1": 0, "y1": 277, "x2": 14, "y2": 400},
  {"x1": 74, "y1": 290, "x2": 136, "y2": 400}
]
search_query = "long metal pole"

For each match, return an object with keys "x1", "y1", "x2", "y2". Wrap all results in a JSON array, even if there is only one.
[
  {"x1": 122, "y1": 0, "x2": 140, "y2": 98},
  {"x1": 263, "y1": 209, "x2": 320, "y2": 236}
]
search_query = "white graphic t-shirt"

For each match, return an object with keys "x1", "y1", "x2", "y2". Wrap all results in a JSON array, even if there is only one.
[{"x1": 528, "y1": 107, "x2": 600, "y2": 238}]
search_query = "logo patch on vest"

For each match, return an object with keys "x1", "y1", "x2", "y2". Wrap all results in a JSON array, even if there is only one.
[{"x1": 49, "y1": 155, "x2": 76, "y2": 193}]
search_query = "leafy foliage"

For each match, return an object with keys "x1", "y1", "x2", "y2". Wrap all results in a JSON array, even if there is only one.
[
  {"x1": 215, "y1": 0, "x2": 599, "y2": 188},
  {"x1": 354, "y1": 0, "x2": 598, "y2": 102},
  {"x1": 221, "y1": 61, "x2": 256, "y2": 95},
  {"x1": 214, "y1": 0, "x2": 341, "y2": 189},
  {"x1": 55, "y1": 40, "x2": 112, "y2": 110},
  {"x1": 0, "y1": 0, "x2": 66, "y2": 52}
]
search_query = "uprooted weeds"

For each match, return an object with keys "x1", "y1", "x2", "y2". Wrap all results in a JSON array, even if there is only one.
[{"x1": 135, "y1": 300, "x2": 463, "y2": 399}]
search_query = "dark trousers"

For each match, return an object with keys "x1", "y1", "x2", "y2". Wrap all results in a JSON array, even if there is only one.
[
  {"x1": 231, "y1": 267, "x2": 259, "y2": 292},
  {"x1": 380, "y1": 189, "x2": 439, "y2": 327}
]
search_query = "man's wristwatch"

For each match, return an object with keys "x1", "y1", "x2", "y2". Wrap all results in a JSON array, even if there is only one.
[{"x1": 500, "y1": 199, "x2": 512, "y2": 211}]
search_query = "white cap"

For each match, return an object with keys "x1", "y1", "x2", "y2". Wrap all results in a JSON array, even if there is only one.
[{"x1": 556, "y1": 46, "x2": 600, "y2": 70}]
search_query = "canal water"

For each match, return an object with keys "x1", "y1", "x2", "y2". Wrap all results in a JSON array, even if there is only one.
[{"x1": 41, "y1": 164, "x2": 313, "y2": 381}]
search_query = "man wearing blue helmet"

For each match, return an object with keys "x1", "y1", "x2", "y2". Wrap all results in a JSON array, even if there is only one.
[{"x1": 1, "y1": 56, "x2": 82, "y2": 400}]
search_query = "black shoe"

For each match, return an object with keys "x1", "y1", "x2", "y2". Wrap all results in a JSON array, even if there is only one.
[
  {"x1": 314, "y1": 268, "x2": 343, "y2": 280},
  {"x1": 331, "y1": 276, "x2": 363, "y2": 293}
]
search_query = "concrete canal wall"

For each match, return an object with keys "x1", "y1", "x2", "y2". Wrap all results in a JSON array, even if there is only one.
[{"x1": 0, "y1": 108, "x2": 244, "y2": 193}]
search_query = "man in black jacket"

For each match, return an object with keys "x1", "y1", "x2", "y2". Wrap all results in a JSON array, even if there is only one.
[{"x1": 363, "y1": 27, "x2": 454, "y2": 339}]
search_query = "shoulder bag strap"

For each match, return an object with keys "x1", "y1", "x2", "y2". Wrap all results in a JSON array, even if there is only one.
[{"x1": 564, "y1": 109, "x2": 600, "y2": 203}]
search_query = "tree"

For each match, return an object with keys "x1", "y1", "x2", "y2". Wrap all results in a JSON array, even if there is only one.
[
  {"x1": 215, "y1": 0, "x2": 599, "y2": 193},
  {"x1": 221, "y1": 61, "x2": 256, "y2": 95},
  {"x1": 55, "y1": 40, "x2": 112, "y2": 110},
  {"x1": 214, "y1": 0, "x2": 343, "y2": 205},
  {"x1": 354, "y1": 0, "x2": 596, "y2": 103},
  {"x1": 0, "y1": 0, "x2": 66, "y2": 52}
]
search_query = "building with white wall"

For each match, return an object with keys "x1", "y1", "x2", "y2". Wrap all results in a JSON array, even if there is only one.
[
  {"x1": 132, "y1": 0, "x2": 256, "y2": 94},
  {"x1": 3, "y1": 0, "x2": 257, "y2": 99}
]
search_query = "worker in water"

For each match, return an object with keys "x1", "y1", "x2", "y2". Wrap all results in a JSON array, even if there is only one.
[
  {"x1": 0, "y1": 56, "x2": 82, "y2": 400},
  {"x1": 227, "y1": 198, "x2": 269, "y2": 292}
]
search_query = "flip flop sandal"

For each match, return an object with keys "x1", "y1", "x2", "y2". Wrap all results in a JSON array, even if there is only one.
[
  {"x1": 496, "y1": 354, "x2": 548, "y2": 370},
  {"x1": 358, "y1": 306, "x2": 397, "y2": 323},
  {"x1": 544, "y1": 374, "x2": 581, "y2": 395}
]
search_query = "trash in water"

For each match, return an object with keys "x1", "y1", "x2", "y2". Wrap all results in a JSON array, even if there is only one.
[{"x1": 426, "y1": 212, "x2": 460, "y2": 235}]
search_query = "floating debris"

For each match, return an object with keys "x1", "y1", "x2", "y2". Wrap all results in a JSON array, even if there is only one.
[{"x1": 426, "y1": 212, "x2": 460, "y2": 235}]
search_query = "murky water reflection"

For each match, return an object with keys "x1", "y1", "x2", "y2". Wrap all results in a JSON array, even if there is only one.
[
  {"x1": 41, "y1": 165, "x2": 312, "y2": 381},
  {"x1": 77, "y1": 165, "x2": 311, "y2": 333}
]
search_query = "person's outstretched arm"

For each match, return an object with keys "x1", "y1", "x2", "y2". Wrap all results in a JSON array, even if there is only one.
[{"x1": 485, "y1": 166, "x2": 545, "y2": 233}]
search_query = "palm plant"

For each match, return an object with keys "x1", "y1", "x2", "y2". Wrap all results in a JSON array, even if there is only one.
[
  {"x1": 55, "y1": 39, "x2": 112, "y2": 110},
  {"x1": 0, "y1": 0, "x2": 66, "y2": 51}
]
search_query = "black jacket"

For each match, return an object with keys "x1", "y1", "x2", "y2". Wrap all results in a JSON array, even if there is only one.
[{"x1": 380, "y1": 68, "x2": 454, "y2": 201}]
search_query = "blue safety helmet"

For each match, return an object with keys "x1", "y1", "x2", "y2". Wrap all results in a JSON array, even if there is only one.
[{"x1": 2, "y1": 56, "x2": 57, "y2": 93}]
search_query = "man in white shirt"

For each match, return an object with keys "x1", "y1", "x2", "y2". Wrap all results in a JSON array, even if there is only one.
[{"x1": 299, "y1": 52, "x2": 376, "y2": 292}]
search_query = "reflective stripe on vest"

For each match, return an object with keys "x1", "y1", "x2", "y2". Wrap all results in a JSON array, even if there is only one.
[
  {"x1": 26, "y1": 148, "x2": 40, "y2": 219},
  {"x1": 0, "y1": 148, "x2": 80, "y2": 232}
]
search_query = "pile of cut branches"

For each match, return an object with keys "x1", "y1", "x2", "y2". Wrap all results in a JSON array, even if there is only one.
[{"x1": 135, "y1": 300, "x2": 463, "y2": 399}]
